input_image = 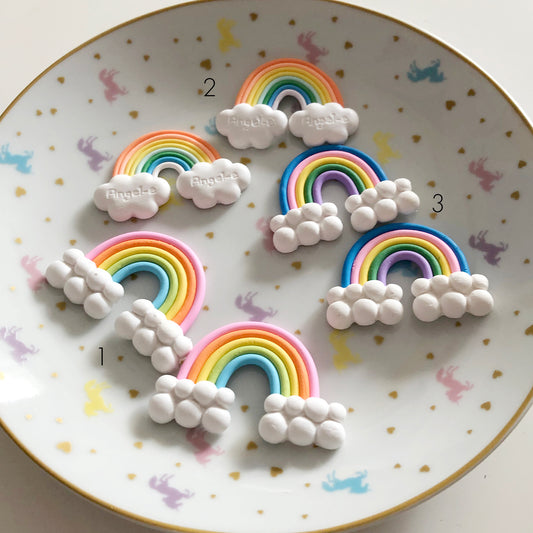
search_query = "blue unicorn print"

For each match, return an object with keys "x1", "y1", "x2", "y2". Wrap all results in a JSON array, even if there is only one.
[
  {"x1": 204, "y1": 116, "x2": 218, "y2": 136},
  {"x1": 322, "y1": 470, "x2": 370, "y2": 494},
  {"x1": 407, "y1": 59, "x2": 445, "y2": 83},
  {"x1": 0, "y1": 144, "x2": 33, "y2": 173}
]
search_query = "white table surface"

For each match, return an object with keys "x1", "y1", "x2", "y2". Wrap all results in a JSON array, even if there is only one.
[{"x1": 0, "y1": 1, "x2": 531, "y2": 531}]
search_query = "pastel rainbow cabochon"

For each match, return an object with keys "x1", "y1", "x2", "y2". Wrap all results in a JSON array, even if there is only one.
[
  {"x1": 216, "y1": 58, "x2": 359, "y2": 149},
  {"x1": 270, "y1": 145, "x2": 420, "y2": 252},
  {"x1": 326, "y1": 223, "x2": 494, "y2": 327},
  {"x1": 45, "y1": 231, "x2": 206, "y2": 373},
  {"x1": 149, "y1": 322, "x2": 347, "y2": 450},
  {"x1": 93, "y1": 130, "x2": 250, "y2": 221}
]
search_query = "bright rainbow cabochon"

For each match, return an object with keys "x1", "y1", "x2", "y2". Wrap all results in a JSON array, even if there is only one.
[
  {"x1": 216, "y1": 58, "x2": 359, "y2": 149},
  {"x1": 327, "y1": 223, "x2": 494, "y2": 327},
  {"x1": 45, "y1": 231, "x2": 205, "y2": 373},
  {"x1": 270, "y1": 145, "x2": 420, "y2": 253},
  {"x1": 149, "y1": 322, "x2": 347, "y2": 449},
  {"x1": 94, "y1": 130, "x2": 251, "y2": 219}
]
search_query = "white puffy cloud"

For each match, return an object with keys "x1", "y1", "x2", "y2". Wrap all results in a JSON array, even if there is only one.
[
  {"x1": 411, "y1": 272, "x2": 494, "y2": 322},
  {"x1": 45, "y1": 249, "x2": 124, "y2": 319},
  {"x1": 93, "y1": 172, "x2": 171, "y2": 222},
  {"x1": 148, "y1": 377, "x2": 235, "y2": 434},
  {"x1": 270, "y1": 202, "x2": 343, "y2": 253},
  {"x1": 216, "y1": 103, "x2": 288, "y2": 149},
  {"x1": 176, "y1": 159, "x2": 251, "y2": 209},
  {"x1": 345, "y1": 178, "x2": 420, "y2": 233},
  {"x1": 114, "y1": 299, "x2": 193, "y2": 374},
  {"x1": 288, "y1": 102, "x2": 359, "y2": 146},
  {"x1": 258, "y1": 394, "x2": 346, "y2": 450},
  {"x1": 327, "y1": 280, "x2": 404, "y2": 328}
]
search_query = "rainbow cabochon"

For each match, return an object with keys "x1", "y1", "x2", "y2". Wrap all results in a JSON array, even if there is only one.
[
  {"x1": 93, "y1": 130, "x2": 251, "y2": 221},
  {"x1": 326, "y1": 223, "x2": 494, "y2": 327},
  {"x1": 45, "y1": 231, "x2": 206, "y2": 373},
  {"x1": 270, "y1": 145, "x2": 420, "y2": 253},
  {"x1": 149, "y1": 322, "x2": 347, "y2": 450},
  {"x1": 216, "y1": 58, "x2": 359, "y2": 149}
]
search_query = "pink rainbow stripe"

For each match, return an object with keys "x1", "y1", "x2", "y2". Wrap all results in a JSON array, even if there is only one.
[
  {"x1": 286, "y1": 149, "x2": 381, "y2": 210},
  {"x1": 350, "y1": 229, "x2": 462, "y2": 284}
]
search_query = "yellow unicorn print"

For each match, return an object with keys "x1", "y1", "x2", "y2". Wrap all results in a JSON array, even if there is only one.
[
  {"x1": 373, "y1": 131, "x2": 401, "y2": 165},
  {"x1": 84, "y1": 380, "x2": 113, "y2": 417},
  {"x1": 217, "y1": 18, "x2": 241, "y2": 53},
  {"x1": 329, "y1": 331, "x2": 361, "y2": 370}
]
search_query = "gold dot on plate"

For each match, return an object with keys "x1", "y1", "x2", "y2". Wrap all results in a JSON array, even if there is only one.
[
  {"x1": 241, "y1": 405, "x2": 249, "y2": 412},
  {"x1": 427, "y1": 180, "x2": 435, "y2": 187},
  {"x1": 143, "y1": 54, "x2": 150, "y2": 61},
  {"x1": 244, "y1": 250, "x2": 250, "y2": 256},
  {"x1": 229, "y1": 472, "x2": 240, "y2": 480},
  {"x1": 173, "y1": 37, "x2": 179, "y2": 43},
  {"x1": 386, "y1": 427, "x2": 395, "y2": 434},
  {"x1": 56, "y1": 302, "x2": 66, "y2": 311},
  {"x1": 240, "y1": 157, "x2": 251, "y2": 165},
  {"x1": 129, "y1": 110, "x2": 139, "y2": 119},
  {"x1": 514, "y1": 310, "x2": 520, "y2": 316},
  {"x1": 200, "y1": 59, "x2": 211, "y2": 70},
  {"x1": 56, "y1": 441, "x2": 72, "y2": 453},
  {"x1": 36, "y1": 109, "x2": 42, "y2": 116},
  {"x1": 146, "y1": 85, "x2": 155, "y2": 93},
  {"x1": 90, "y1": 449, "x2": 97, "y2": 454},
  {"x1": 336, "y1": 69, "x2": 345, "y2": 78},
  {"x1": 49, "y1": 146, "x2": 55, "y2": 151},
  {"x1": 481, "y1": 401, "x2": 491, "y2": 411},
  {"x1": 348, "y1": 407, "x2": 354, "y2": 413},
  {"x1": 426, "y1": 352, "x2": 434, "y2": 360},
  {"x1": 257, "y1": 510, "x2": 264, "y2": 515},
  {"x1": 518, "y1": 160, "x2": 527, "y2": 168},
  {"x1": 55, "y1": 417, "x2": 63, "y2": 423},
  {"x1": 374, "y1": 335, "x2": 384, "y2": 345},
  {"x1": 247, "y1": 202, "x2": 255, "y2": 208},
  {"x1": 458, "y1": 147, "x2": 465, "y2": 154},
  {"x1": 250, "y1": 12, "x2": 258, "y2": 21},
  {"x1": 57, "y1": 76, "x2": 65, "y2": 84},
  {"x1": 445, "y1": 100, "x2": 456, "y2": 110},
  {"x1": 482, "y1": 338, "x2": 490, "y2": 345},
  {"x1": 55, "y1": 178, "x2": 64, "y2": 185},
  {"x1": 430, "y1": 405, "x2": 436, "y2": 411},
  {"x1": 205, "y1": 232, "x2": 214, "y2": 239},
  {"x1": 129, "y1": 389, "x2": 139, "y2": 398},
  {"x1": 511, "y1": 190, "x2": 520, "y2": 200},
  {"x1": 394, "y1": 463, "x2": 402, "y2": 469},
  {"x1": 291, "y1": 261, "x2": 302, "y2": 270},
  {"x1": 479, "y1": 117, "x2": 486, "y2": 123},
  {"x1": 79, "y1": 346, "x2": 85, "y2": 351},
  {"x1": 15, "y1": 186, "x2": 26, "y2": 197},
  {"x1": 419, "y1": 465, "x2": 430, "y2": 472},
  {"x1": 524, "y1": 258, "x2": 530, "y2": 264},
  {"x1": 258, "y1": 50, "x2": 266, "y2": 58},
  {"x1": 524, "y1": 324, "x2": 533, "y2": 335},
  {"x1": 9, "y1": 286, "x2": 15, "y2": 292},
  {"x1": 45, "y1": 217, "x2": 51, "y2": 222},
  {"x1": 270, "y1": 466, "x2": 283, "y2": 477},
  {"x1": 412, "y1": 135, "x2": 421, "y2": 143},
  {"x1": 466, "y1": 194, "x2": 472, "y2": 199},
  {"x1": 133, "y1": 441, "x2": 143, "y2": 449},
  {"x1": 492, "y1": 370, "x2": 503, "y2": 379},
  {"x1": 289, "y1": 19, "x2": 296, "y2": 25},
  {"x1": 175, "y1": 462, "x2": 181, "y2": 467},
  {"x1": 247, "y1": 441, "x2": 258, "y2": 450},
  {"x1": 388, "y1": 391, "x2": 398, "y2": 399},
  {"x1": 127, "y1": 473, "x2": 136, "y2": 480},
  {"x1": 25, "y1": 414, "x2": 32, "y2": 420},
  {"x1": 15, "y1": 237, "x2": 22, "y2": 244},
  {"x1": 294, "y1": 329, "x2": 301, "y2": 335},
  {"x1": 51, "y1": 372, "x2": 58, "y2": 378},
  {"x1": 210, "y1": 494, "x2": 216, "y2": 498},
  {"x1": 0, "y1": 372, "x2": 4, "y2": 380},
  {"x1": 467, "y1": 429, "x2": 473, "y2": 434},
  {"x1": 203, "y1": 305, "x2": 209, "y2": 311}
]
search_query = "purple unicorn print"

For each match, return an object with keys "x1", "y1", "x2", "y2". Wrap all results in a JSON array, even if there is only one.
[
  {"x1": 148, "y1": 474, "x2": 193, "y2": 510},
  {"x1": 235, "y1": 292, "x2": 277, "y2": 322},
  {"x1": 77, "y1": 136, "x2": 113, "y2": 171},
  {"x1": 0, "y1": 326, "x2": 38, "y2": 363},
  {"x1": 468, "y1": 230, "x2": 508, "y2": 266}
]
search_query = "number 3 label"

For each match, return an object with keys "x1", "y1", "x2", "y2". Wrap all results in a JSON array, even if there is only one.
[{"x1": 432, "y1": 193, "x2": 444, "y2": 213}]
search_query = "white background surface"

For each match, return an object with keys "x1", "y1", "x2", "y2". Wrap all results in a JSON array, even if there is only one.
[{"x1": 0, "y1": 1, "x2": 531, "y2": 531}]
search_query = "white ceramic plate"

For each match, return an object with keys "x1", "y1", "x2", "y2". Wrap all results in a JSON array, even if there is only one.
[{"x1": 1, "y1": 1, "x2": 532, "y2": 532}]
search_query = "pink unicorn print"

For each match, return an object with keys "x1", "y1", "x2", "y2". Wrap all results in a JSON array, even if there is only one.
[
  {"x1": 297, "y1": 32, "x2": 329, "y2": 64},
  {"x1": 436, "y1": 366, "x2": 473, "y2": 403},
  {"x1": 468, "y1": 230, "x2": 508, "y2": 266},
  {"x1": 21, "y1": 255, "x2": 45, "y2": 291},
  {"x1": 468, "y1": 158, "x2": 503, "y2": 192},
  {"x1": 0, "y1": 326, "x2": 38, "y2": 363},
  {"x1": 186, "y1": 427, "x2": 224, "y2": 465},
  {"x1": 148, "y1": 474, "x2": 193, "y2": 510},
  {"x1": 77, "y1": 136, "x2": 113, "y2": 172},
  {"x1": 256, "y1": 217, "x2": 275, "y2": 253},
  {"x1": 98, "y1": 68, "x2": 128, "y2": 102},
  {"x1": 235, "y1": 292, "x2": 277, "y2": 322}
]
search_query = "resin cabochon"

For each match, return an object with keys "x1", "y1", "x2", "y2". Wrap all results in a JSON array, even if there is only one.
[{"x1": 0, "y1": 1, "x2": 532, "y2": 532}]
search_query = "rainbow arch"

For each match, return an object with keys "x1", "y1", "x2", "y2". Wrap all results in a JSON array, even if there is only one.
[
  {"x1": 270, "y1": 146, "x2": 419, "y2": 253},
  {"x1": 341, "y1": 223, "x2": 469, "y2": 287},
  {"x1": 279, "y1": 144, "x2": 388, "y2": 214},
  {"x1": 177, "y1": 322, "x2": 319, "y2": 398},
  {"x1": 113, "y1": 130, "x2": 220, "y2": 177},
  {"x1": 235, "y1": 58, "x2": 343, "y2": 108},
  {"x1": 86, "y1": 231, "x2": 205, "y2": 330},
  {"x1": 327, "y1": 223, "x2": 494, "y2": 327}
]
